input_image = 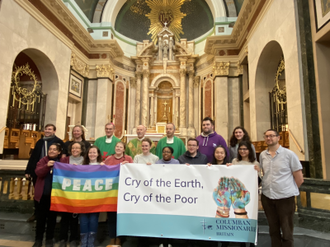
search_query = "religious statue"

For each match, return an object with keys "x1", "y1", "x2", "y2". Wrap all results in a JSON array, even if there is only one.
[
  {"x1": 169, "y1": 37, "x2": 174, "y2": 61},
  {"x1": 163, "y1": 40, "x2": 169, "y2": 60}
]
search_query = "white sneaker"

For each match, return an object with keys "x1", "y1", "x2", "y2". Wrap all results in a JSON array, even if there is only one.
[{"x1": 159, "y1": 244, "x2": 164, "y2": 247}]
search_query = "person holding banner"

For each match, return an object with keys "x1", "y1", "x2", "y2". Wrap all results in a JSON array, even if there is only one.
[
  {"x1": 79, "y1": 146, "x2": 103, "y2": 247},
  {"x1": 208, "y1": 145, "x2": 229, "y2": 165},
  {"x1": 104, "y1": 141, "x2": 132, "y2": 246},
  {"x1": 155, "y1": 146, "x2": 180, "y2": 164},
  {"x1": 227, "y1": 141, "x2": 260, "y2": 247},
  {"x1": 178, "y1": 138, "x2": 208, "y2": 165},
  {"x1": 33, "y1": 143, "x2": 63, "y2": 247},
  {"x1": 260, "y1": 129, "x2": 303, "y2": 247},
  {"x1": 58, "y1": 141, "x2": 86, "y2": 247},
  {"x1": 133, "y1": 138, "x2": 159, "y2": 164}
]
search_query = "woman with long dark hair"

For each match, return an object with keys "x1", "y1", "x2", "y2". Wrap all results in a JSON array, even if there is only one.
[{"x1": 228, "y1": 126, "x2": 256, "y2": 161}]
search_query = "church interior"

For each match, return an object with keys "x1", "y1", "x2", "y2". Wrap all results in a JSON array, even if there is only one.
[{"x1": 1, "y1": 0, "x2": 330, "y2": 246}]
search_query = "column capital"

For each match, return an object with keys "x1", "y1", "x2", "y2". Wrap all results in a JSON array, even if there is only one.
[
  {"x1": 129, "y1": 77, "x2": 136, "y2": 88},
  {"x1": 179, "y1": 68, "x2": 186, "y2": 76},
  {"x1": 212, "y1": 61, "x2": 230, "y2": 77},
  {"x1": 95, "y1": 64, "x2": 114, "y2": 80},
  {"x1": 188, "y1": 70, "x2": 195, "y2": 77},
  {"x1": 143, "y1": 70, "x2": 150, "y2": 78}
]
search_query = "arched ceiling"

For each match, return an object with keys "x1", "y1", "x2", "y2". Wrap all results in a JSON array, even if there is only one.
[
  {"x1": 74, "y1": 0, "x2": 99, "y2": 22},
  {"x1": 114, "y1": 0, "x2": 214, "y2": 42}
]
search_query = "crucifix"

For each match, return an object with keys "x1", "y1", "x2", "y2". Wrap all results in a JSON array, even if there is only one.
[{"x1": 162, "y1": 100, "x2": 168, "y2": 118}]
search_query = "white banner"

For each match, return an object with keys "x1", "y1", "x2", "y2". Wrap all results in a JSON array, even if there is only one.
[{"x1": 117, "y1": 163, "x2": 258, "y2": 244}]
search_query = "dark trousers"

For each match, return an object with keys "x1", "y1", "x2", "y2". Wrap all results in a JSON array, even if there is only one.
[
  {"x1": 35, "y1": 195, "x2": 57, "y2": 241},
  {"x1": 107, "y1": 211, "x2": 117, "y2": 238},
  {"x1": 59, "y1": 212, "x2": 79, "y2": 242},
  {"x1": 261, "y1": 194, "x2": 295, "y2": 247}
]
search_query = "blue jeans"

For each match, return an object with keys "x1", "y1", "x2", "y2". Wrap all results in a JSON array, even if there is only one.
[{"x1": 79, "y1": 213, "x2": 99, "y2": 233}]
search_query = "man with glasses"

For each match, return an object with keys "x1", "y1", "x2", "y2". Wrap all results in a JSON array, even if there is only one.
[
  {"x1": 178, "y1": 138, "x2": 208, "y2": 165},
  {"x1": 94, "y1": 123, "x2": 120, "y2": 161},
  {"x1": 260, "y1": 129, "x2": 304, "y2": 247}
]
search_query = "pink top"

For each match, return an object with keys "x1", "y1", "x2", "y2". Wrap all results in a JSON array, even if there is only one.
[{"x1": 104, "y1": 154, "x2": 133, "y2": 166}]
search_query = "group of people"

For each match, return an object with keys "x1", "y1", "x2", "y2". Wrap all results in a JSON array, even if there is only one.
[{"x1": 24, "y1": 116, "x2": 304, "y2": 247}]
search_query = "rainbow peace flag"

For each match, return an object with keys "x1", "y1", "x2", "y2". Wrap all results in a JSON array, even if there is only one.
[{"x1": 50, "y1": 162, "x2": 119, "y2": 213}]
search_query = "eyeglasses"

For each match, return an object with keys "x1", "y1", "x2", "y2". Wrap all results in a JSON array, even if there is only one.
[
  {"x1": 264, "y1": 135, "x2": 278, "y2": 139},
  {"x1": 238, "y1": 148, "x2": 248, "y2": 151}
]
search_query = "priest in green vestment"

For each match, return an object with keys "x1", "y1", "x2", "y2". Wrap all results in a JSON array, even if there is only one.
[
  {"x1": 94, "y1": 123, "x2": 120, "y2": 161},
  {"x1": 156, "y1": 123, "x2": 186, "y2": 159},
  {"x1": 126, "y1": 125, "x2": 156, "y2": 158}
]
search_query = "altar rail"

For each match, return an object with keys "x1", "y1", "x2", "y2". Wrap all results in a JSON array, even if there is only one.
[
  {"x1": 0, "y1": 160, "x2": 34, "y2": 213},
  {"x1": 297, "y1": 178, "x2": 330, "y2": 232}
]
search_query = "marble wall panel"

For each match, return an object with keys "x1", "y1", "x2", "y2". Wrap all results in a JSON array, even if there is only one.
[
  {"x1": 114, "y1": 81, "x2": 125, "y2": 138},
  {"x1": 204, "y1": 80, "x2": 213, "y2": 118},
  {"x1": 85, "y1": 80, "x2": 98, "y2": 138},
  {"x1": 214, "y1": 77, "x2": 229, "y2": 141},
  {"x1": 228, "y1": 77, "x2": 241, "y2": 135},
  {"x1": 95, "y1": 78, "x2": 112, "y2": 139}
]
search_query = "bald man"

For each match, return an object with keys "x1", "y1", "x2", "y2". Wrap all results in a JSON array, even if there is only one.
[{"x1": 125, "y1": 125, "x2": 156, "y2": 159}]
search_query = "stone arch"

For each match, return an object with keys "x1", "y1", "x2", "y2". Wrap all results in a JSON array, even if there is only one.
[
  {"x1": 254, "y1": 40, "x2": 284, "y2": 140},
  {"x1": 19, "y1": 49, "x2": 60, "y2": 127},
  {"x1": 150, "y1": 74, "x2": 178, "y2": 88}
]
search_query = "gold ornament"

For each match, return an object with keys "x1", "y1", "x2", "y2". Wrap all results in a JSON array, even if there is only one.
[
  {"x1": 11, "y1": 63, "x2": 43, "y2": 111},
  {"x1": 146, "y1": 0, "x2": 186, "y2": 43}
]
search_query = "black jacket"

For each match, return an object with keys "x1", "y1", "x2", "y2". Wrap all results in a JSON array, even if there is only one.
[
  {"x1": 25, "y1": 135, "x2": 64, "y2": 180},
  {"x1": 178, "y1": 151, "x2": 208, "y2": 165}
]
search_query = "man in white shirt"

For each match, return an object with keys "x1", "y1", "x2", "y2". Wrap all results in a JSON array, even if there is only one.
[{"x1": 260, "y1": 129, "x2": 304, "y2": 247}]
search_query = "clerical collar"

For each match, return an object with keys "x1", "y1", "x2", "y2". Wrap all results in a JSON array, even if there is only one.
[
  {"x1": 105, "y1": 135, "x2": 113, "y2": 143},
  {"x1": 166, "y1": 137, "x2": 174, "y2": 144},
  {"x1": 138, "y1": 136, "x2": 145, "y2": 141}
]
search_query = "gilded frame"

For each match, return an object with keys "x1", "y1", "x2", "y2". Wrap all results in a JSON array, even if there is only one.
[{"x1": 69, "y1": 74, "x2": 82, "y2": 98}]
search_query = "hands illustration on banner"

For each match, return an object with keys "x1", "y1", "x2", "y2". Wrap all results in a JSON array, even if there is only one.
[{"x1": 213, "y1": 177, "x2": 250, "y2": 218}]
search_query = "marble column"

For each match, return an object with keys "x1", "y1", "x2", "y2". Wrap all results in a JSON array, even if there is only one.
[
  {"x1": 179, "y1": 69, "x2": 186, "y2": 129},
  {"x1": 175, "y1": 95, "x2": 179, "y2": 128},
  {"x1": 228, "y1": 77, "x2": 241, "y2": 133},
  {"x1": 150, "y1": 93, "x2": 154, "y2": 127},
  {"x1": 141, "y1": 70, "x2": 150, "y2": 126},
  {"x1": 194, "y1": 76, "x2": 200, "y2": 135},
  {"x1": 95, "y1": 78, "x2": 113, "y2": 139},
  {"x1": 214, "y1": 76, "x2": 229, "y2": 141},
  {"x1": 134, "y1": 72, "x2": 142, "y2": 127},
  {"x1": 188, "y1": 71, "x2": 195, "y2": 137},
  {"x1": 153, "y1": 92, "x2": 157, "y2": 126}
]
